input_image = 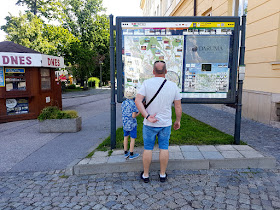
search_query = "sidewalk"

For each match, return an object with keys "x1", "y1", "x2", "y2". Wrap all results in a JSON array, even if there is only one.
[{"x1": 71, "y1": 145, "x2": 276, "y2": 176}]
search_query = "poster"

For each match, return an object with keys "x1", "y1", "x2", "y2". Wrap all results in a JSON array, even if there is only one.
[
  {"x1": 6, "y1": 98, "x2": 29, "y2": 115},
  {"x1": 183, "y1": 35, "x2": 231, "y2": 98},
  {"x1": 0, "y1": 67, "x2": 4, "y2": 87}
]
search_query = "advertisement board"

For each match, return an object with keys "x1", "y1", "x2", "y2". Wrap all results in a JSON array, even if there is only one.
[
  {"x1": 116, "y1": 17, "x2": 240, "y2": 103},
  {"x1": 0, "y1": 67, "x2": 4, "y2": 87}
]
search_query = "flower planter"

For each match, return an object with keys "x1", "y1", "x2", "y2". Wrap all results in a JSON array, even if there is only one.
[{"x1": 39, "y1": 117, "x2": 82, "y2": 133}]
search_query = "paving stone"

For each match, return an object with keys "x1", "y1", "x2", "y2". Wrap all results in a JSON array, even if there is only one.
[
  {"x1": 107, "y1": 155, "x2": 126, "y2": 163},
  {"x1": 169, "y1": 152, "x2": 184, "y2": 160},
  {"x1": 215, "y1": 145, "x2": 236, "y2": 151},
  {"x1": 198, "y1": 145, "x2": 218, "y2": 151},
  {"x1": 180, "y1": 145, "x2": 199, "y2": 152},
  {"x1": 232, "y1": 145, "x2": 256, "y2": 151},
  {"x1": 182, "y1": 151, "x2": 204, "y2": 160},
  {"x1": 78, "y1": 159, "x2": 90, "y2": 165},
  {"x1": 168, "y1": 146, "x2": 181, "y2": 152},
  {"x1": 220, "y1": 151, "x2": 244, "y2": 159},
  {"x1": 1, "y1": 167, "x2": 280, "y2": 210},
  {"x1": 88, "y1": 157, "x2": 109, "y2": 164},
  {"x1": 238, "y1": 151, "x2": 264, "y2": 158},
  {"x1": 201, "y1": 151, "x2": 224, "y2": 159}
]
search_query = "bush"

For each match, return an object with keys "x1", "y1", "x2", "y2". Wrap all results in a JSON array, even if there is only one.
[
  {"x1": 88, "y1": 77, "x2": 100, "y2": 88},
  {"x1": 67, "y1": 84, "x2": 76, "y2": 89},
  {"x1": 63, "y1": 110, "x2": 78, "y2": 118},
  {"x1": 38, "y1": 106, "x2": 78, "y2": 121}
]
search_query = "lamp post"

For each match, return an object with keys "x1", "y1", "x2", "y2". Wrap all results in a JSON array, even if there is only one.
[{"x1": 99, "y1": 60, "x2": 103, "y2": 88}]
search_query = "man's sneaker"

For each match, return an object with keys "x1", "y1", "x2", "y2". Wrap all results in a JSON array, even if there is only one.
[
  {"x1": 159, "y1": 173, "x2": 168, "y2": 183},
  {"x1": 124, "y1": 152, "x2": 129, "y2": 159},
  {"x1": 140, "y1": 171, "x2": 149, "y2": 183},
  {"x1": 129, "y1": 153, "x2": 140, "y2": 160}
]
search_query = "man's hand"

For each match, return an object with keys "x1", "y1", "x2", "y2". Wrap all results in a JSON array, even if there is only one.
[
  {"x1": 147, "y1": 113, "x2": 158, "y2": 123},
  {"x1": 173, "y1": 120, "x2": 180, "y2": 130}
]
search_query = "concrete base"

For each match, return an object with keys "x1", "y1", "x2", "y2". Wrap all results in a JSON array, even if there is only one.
[
  {"x1": 71, "y1": 145, "x2": 276, "y2": 175},
  {"x1": 39, "y1": 117, "x2": 82, "y2": 133}
]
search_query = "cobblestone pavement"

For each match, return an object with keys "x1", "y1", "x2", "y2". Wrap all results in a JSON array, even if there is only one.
[
  {"x1": 181, "y1": 104, "x2": 280, "y2": 163},
  {"x1": 1, "y1": 168, "x2": 280, "y2": 210}
]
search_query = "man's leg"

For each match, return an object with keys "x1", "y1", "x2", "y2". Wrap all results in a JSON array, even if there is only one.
[
  {"x1": 158, "y1": 126, "x2": 171, "y2": 177},
  {"x1": 143, "y1": 150, "x2": 153, "y2": 177},
  {"x1": 142, "y1": 125, "x2": 157, "y2": 178},
  {"x1": 159, "y1": 149, "x2": 169, "y2": 176}
]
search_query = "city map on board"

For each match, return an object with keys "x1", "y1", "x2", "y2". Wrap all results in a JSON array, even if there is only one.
[
  {"x1": 120, "y1": 21, "x2": 237, "y2": 100},
  {"x1": 123, "y1": 35, "x2": 184, "y2": 90}
]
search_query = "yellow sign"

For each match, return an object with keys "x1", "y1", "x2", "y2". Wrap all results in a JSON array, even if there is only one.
[{"x1": 191, "y1": 22, "x2": 235, "y2": 28}]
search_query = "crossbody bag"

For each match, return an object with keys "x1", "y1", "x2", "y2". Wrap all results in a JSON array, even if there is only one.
[{"x1": 143, "y1": 79, "x2": 167, "y2": 109}]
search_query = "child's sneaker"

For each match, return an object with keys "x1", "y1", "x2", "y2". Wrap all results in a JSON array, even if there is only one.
[
  {"x1": 129, "y1": 153, "x2": 140, "y2": 160},
  {"x1": 124, "y1": 152, "x2": 129, "y2": 159}
]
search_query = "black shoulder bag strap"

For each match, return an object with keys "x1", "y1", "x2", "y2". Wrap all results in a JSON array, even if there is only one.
[{"x1": 144, "y1": 79, "x2": 167, "y2": 109}]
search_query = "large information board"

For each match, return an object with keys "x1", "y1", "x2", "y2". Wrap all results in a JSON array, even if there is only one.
[{"x1": 116, "y1": 17, "x2": 240, "y2": 103}]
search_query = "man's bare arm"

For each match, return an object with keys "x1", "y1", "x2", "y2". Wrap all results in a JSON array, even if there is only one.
[
  {"x1": 173, "y1": 100, "x2": 182, "y2": 130},
  {"x1": 135, "y1": 94, "x2": 158, "y2": 123}
]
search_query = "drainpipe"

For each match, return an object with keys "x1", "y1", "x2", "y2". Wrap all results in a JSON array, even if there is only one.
[{"x1": 194, "y1": 0, "x2": 197, "y2": 16}]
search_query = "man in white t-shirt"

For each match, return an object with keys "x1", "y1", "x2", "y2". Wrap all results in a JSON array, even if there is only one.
[{"x1": 135, "y1": 60, "x2": 182, "y2": 183}]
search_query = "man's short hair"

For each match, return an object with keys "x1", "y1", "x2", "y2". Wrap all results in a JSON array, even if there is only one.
[{"x1": 154, "y1": 60, "x2": 166, "y2": 74}]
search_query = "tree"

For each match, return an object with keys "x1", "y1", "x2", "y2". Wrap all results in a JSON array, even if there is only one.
[
  {"x1": 2, "y1": 0, "x2": 111, "y2": 85},
  {"x1": 58, "y1": 0, "x2": 110, "y2": 84},
  {"x1": 16, "y1": 0, "x2": 63, "y2": 19},
  {"x1": 1, "y1": 12, "x2": 78, "y2": 62}
]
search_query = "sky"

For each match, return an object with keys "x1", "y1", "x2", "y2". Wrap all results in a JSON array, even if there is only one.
[{"x1": 0, "y1": 0, "x2": 143, "y2": 42}]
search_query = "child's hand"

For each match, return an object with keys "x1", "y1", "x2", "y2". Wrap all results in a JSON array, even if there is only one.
[{"x1": 132, "y1": 112, "x2": 139, "y2": 118}]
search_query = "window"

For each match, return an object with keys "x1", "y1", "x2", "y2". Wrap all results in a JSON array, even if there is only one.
[
  {"x1": 40, "y1": 68, "x2": 51, "y2": 90},
  {"x1": 5, "y1": 68, "x2": 26, "y2": 91}
]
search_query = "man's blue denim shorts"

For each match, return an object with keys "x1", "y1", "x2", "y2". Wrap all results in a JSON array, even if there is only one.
[
  {"x1": 143, "y1": 125, "x2": 171, "y2": 150},
  {"x1": 123, "y1": 126, "x2": 137, "y2": 139}
]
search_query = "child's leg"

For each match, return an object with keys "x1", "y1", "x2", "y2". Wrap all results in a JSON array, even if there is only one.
[
  {"x1": 129, "y1": 126, "x2": 137, "y2": 153},
  {"x1": 124, "y1": 136, "x2": 129, "y2": 152},
  {"x1": 129, "y1": 137, "x2": 135, "y2": 153}
]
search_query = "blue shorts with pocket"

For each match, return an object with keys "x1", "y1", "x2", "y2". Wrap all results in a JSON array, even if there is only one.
[
  {"x1": 143, "y1": 125, "x2": 171, "y2": 150},
  {"x1": 123, "y1": 126, "x2": 137, "y2": 139}
]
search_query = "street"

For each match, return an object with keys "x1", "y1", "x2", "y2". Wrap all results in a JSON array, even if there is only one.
[{"x1": 0, "y1": 89, "x2": 122, "y2": 173}]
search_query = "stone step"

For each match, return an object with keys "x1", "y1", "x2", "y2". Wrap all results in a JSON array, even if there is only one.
[{"x1": 67, "y1": 145, "x2": 276, "y2": 175}]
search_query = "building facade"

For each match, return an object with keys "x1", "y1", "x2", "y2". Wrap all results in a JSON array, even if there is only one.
[{"x1": 140, "y1": 0, "x2": 280, "y2": 128}]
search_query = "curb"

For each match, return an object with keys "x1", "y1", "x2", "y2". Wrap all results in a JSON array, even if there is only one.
[{"x1": 67, "y1": 145, "x2": 277, "y2": 176}]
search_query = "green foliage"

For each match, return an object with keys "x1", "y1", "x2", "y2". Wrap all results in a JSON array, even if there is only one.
[
  {"x1": 63, "y1": 110, "x2": 78, "y2": 118},
  {"x1": 16, "y1": 0, "x2": 64, "y2": 19},
  {"x1": 38, "y1": 106, "x2": 78, "y2": 121},
  {"x1": 88, "y1": 77, "x2": 100, "y2": 88},
  {"x1": 1, "y1": 12, "x2": 78, "y2": 59},
  {"x1": 2, "y1": 0, "x2": 110, "y2": 83},
  {"x1": 67, "y1": 84, "x2": 76, "y2": 89}
]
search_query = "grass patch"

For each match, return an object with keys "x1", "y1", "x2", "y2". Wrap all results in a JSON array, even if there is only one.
[{"x1": 88, "y1": 107, "x2": 245, "y2": 155}]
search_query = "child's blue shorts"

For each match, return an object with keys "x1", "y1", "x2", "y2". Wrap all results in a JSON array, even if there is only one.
[{"x1": 123, "y1": 126, "x2": 137, "y2": 139}]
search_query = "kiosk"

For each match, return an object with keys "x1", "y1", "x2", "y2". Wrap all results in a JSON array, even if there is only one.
[{"x1": 0, "y1": 41, "x2": 64, "y2": 123}]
